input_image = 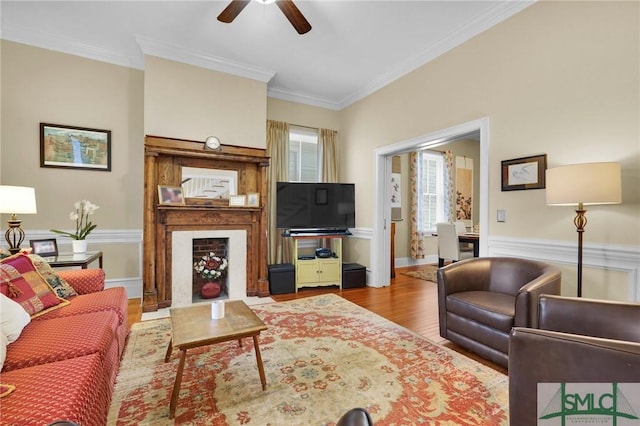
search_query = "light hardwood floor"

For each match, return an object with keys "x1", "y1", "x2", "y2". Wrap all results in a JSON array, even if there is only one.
[{"x1": 127, "y1": 265, "x2": 506, "y2": 374}]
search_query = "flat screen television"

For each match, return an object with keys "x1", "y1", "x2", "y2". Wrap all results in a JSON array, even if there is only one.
[{"x1": 276, "y1": 182, "x2": 355, "y2": 231}]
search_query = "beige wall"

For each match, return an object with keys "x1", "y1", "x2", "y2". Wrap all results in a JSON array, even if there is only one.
[
  {"x1": 1, "y1": 40, "x2": 144, "y2": 280},
  {"x1": 0, "y1": 47, "x2": 270, "y2": 288},
  {"x1": 144, "y1": 55, "x2": 267, "y2": 148},
  {"x1": 1, "y1": 1, "x2": 638, "y2": 299},
  {"x1": 341, "y1": 1, "x2": 639, "y2": 246},
  {"x1": 267, "y1": 98, "x2": 341, "y2": 132}
]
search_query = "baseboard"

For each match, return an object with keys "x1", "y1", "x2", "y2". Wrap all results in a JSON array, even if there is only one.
[
  {"x1": 105, "y1": 276, "x2": 143, "y2": 299},
  {"x1": 395, "y1": 255, "x2": 438, "y2": 268}
]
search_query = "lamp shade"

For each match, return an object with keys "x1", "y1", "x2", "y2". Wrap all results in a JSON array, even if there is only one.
[
  {"x1": 546, "y1": 162, "x2": 622, "y2": 206},
  {"x1": 0, "y1": 186, "x2": 38, "y2": 214}
]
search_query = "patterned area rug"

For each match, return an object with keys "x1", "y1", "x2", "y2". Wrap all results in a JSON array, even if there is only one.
[
  {"x1": 398, "y1": 264, "x2": 439, "y2": 283},
  {"x1": 108, "y1": 294, "x2": 507, "y2": 425}
]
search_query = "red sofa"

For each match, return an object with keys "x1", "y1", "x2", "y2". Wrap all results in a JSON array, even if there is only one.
[{"x1": 1, "y1": 268, "x2": 129, "y2": 425}]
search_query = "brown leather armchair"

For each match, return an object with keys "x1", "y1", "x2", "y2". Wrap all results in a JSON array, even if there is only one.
[
  {"x1": 437, "y1": 257, "x2": 561, "y2": 368},
  {"x1": 509, "y1": 295, "x2": 640, "y2": 425}
]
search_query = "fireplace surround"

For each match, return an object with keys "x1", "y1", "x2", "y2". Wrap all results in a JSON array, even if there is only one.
[
  {"x1": 173, "y1": 230, "x2": 246, "y2": 307},
  {"x1": 142, "y1": 135, "x2": 270, "y2": 312}
]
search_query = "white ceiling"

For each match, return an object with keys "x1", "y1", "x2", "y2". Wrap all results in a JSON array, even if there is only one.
[{"x1": 0, "y1": 1, "x2": 533, "y2": 110}]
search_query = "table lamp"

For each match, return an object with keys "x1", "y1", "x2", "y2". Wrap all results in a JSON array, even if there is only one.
[
  {"x1": 0, "y1": 186, "x2": 38, "y2": 254},
  {"x1": 546, "y1": 162, "x2": 622, "y2": 297}
]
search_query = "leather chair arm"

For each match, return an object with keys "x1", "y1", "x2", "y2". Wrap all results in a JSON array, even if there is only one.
[
  {"x1": 514, "y1": 268, "x2": 561, "y2": 327},
  {"x1": 538, "y1": 295, "x2": 640, "y2": 342},
  {"x1": 508, "y1": 327, "x2": 640, "y2": 425}
]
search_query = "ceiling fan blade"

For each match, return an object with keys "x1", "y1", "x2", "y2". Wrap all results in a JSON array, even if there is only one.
[
  {"x1": 275, "y1": 0, "x2": 312, "y2": 34},
  {"x1": 217, "y1": 0, "x2": 251, "y2": 23}
]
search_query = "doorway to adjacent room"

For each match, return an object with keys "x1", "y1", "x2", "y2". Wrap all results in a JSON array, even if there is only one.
[{"x1": 370, "y1": 117, "x2": 490, "y2": 287}]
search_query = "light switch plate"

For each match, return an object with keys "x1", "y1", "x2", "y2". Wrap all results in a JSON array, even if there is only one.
[{"x1": 497, "y1": 209, "x2": 506, "y2": 222}]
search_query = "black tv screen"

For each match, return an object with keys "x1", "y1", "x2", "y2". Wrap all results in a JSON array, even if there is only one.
[{"x1": 276, "y1": 182, "x2": 355, "y2": 230}]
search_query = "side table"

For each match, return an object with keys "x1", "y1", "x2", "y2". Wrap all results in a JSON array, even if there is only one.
[{"x1": 44, "y1": 251, "x2": 103, "y2": 269}]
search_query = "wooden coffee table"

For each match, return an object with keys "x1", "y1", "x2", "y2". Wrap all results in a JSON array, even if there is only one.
[{"x1": 164, "y1": 300, "x2": 268, "y2": 419}]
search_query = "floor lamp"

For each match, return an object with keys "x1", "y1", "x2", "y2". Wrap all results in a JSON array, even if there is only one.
[
  {"x1": 546, "y1": 162, "x2": 622, "y2": 297},
  {"x1": 0, "y1": 185, "x2": 38, "y2": 254}
]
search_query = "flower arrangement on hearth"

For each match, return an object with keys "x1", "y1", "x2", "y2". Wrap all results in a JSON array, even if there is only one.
[
  {"x1": 194, "y1": 252, "x2": 228, "y2": 281},
  {"x1": 50, "y1": 200, "x2": 100, "y2": 240}
]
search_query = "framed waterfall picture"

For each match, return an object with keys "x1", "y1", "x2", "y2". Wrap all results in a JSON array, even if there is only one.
[{"x1": 40, "y1": 123, "x2": 112, "y2": 171}]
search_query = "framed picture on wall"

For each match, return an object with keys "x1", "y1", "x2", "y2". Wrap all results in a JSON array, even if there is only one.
[
  {"x1": 40, "y1": 123, "x2": 111, "y2": 171},
  {"x1": 501, "y1": 154, "x2": 547, "y2": 191},
  {"x1": 391, "y1": 173, "x2": 401, "y2": 208},
  {"x1": 456, "y1": 157, "x2": 473, "y2": 220}
]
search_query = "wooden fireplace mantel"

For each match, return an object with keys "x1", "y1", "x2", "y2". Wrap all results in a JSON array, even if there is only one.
[{"x1": 142, "y1": 135, "x2": 270, "y2": 312}]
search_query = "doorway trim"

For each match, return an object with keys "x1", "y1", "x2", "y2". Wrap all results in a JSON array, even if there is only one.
[{"x1": 370, "y1": 117, "x2": 490, "y2": 287}]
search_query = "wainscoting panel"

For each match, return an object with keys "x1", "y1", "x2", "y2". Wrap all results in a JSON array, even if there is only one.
[
  {"x1": 23, "y1": 229, "x2": 143, "y2": 298},
  {"x1": 489, "y1": 236, "x2": 640, "y2": 302},
  {"x1": 371, "y1": 230, "x2": 639, "y2": 302},
  {"x1": 20, "y1": 229, "x2": 639, "y2": 302}
]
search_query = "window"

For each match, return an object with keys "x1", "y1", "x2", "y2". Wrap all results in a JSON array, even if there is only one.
[
  {"x1": 289, "y1": 127, "x2": 318, "y2": 182},
  {"x1": 417, "y1": 151, "x2": 445, "y2": 233}
]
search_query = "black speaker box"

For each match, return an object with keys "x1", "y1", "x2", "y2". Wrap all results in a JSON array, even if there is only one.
[
  {"x1": 342, "y1": 263, "x2": 366, "y2": 289},
  {"x1": 268, "y1": 263, "x2": 295, "y2": 295}
]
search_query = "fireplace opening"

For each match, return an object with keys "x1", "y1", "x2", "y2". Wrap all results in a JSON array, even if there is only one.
[
  {"x1": 192, "y1": 238, "x2": 229, "y2": 303},
  {"x1": 172, "y1": 229, "x2": 247, "y2": 307}
]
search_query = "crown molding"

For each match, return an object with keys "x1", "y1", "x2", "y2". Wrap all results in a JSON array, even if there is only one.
[
  {"x1": 336, "y1": 1, "x2": 536, "y2": 110},
  {"x1": 267, "y1": 86, "x2": 342, "y2": 111},
  {"x1": 135, "y1": 35, "x2": 276, "y2": 84},
  {"x1": 1, "y1": 1, "x2": 534, "y2": 110},
  {"x1": 0, "y1": 25, "x2": 276, "y2": 84},
  {"x1": 0, "y1": 24, "x2": 144, "y2": 69}
]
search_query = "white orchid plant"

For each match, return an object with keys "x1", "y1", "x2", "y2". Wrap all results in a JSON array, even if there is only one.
[
  {"x1": 51, "y1": 200, "x2": 100, "y2": 240},
  {"x1": 194, "y1": 252, "x2": 228, "y2": 281}
]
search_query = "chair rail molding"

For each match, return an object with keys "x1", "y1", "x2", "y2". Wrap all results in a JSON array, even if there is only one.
[
  {"x1": 16, "y1": 228, "x2": 144, "y2": 298},
  {"x1": 489, "y1": 236, "x2": 640, "y2": 302},
  {"x1": 25, "y1": 229, "x2": 142, "y2": 245},
  {"x1": 348, "y1": 227, "x2": 372, "y2": 240}
]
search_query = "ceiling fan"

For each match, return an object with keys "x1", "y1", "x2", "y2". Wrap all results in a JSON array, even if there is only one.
[{"x1": 217, "y1": 0, "x2": 312, "y2": 35}]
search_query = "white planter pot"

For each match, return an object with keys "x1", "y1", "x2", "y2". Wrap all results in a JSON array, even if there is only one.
[{"x1": 72, "y1": 240, "x2": 88, "y2": 254}]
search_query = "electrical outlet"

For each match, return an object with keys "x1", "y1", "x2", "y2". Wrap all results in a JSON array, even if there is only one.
[{"x1": 497, "y1": 209, "x2": 506, "y2": 223}]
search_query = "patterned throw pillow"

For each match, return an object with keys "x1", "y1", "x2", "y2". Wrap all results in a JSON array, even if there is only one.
[
  {"x1": 27, "y1": 254, "x2": 78, "y2": 299},
  {"x1": 0, "y1": 254, "x2": 68, "y2": 317}
]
